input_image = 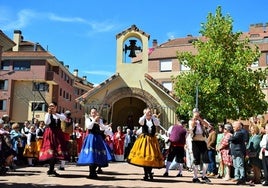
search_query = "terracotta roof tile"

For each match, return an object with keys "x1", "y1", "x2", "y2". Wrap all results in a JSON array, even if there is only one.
[
  {"x1": 75, "y1": 73, "x2": 120, "y2": 103},
  {"x1": 116, "y1": 25, "x2": 150, "y2": 39}
]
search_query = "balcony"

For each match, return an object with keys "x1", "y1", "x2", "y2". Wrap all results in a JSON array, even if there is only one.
[{"x1": 46, "y1": 71, "x2": 61, "y2": 83}]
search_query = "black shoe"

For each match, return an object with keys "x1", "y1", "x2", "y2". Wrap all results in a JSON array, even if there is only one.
[
  {"x1": 47, "y1": 170, "x2": 59, "y2": 177},
  {"x1": 97, "y1": 168, "x2": 103, "y2": 174},
  {"x1": 176, "y1": 173, "x2": 183, "y2": 177},
  {"x1": 87, "y1": 173, "x2": 98, "y2": 179},
  {"x1": 201, "y1": 176, "x2": 211, "y2": 183},
  {"x1": 58, "y1": 166, "x2": 65, "y2": 171},
  {"x1": 262, "y1": 181, "x2": 268, "y2": 186},
  {"x1": 236, "y1": 179, "x2": 246, "y2": 185},
  {"x1": 143, "y1": 175, "x2": 149, "y2": 181},
  {"x1": 149, "y1": 172, "x2": 153, "y2": 180},
  {"x1": 0, "y1": 167, "x2": 8, "y2": 176},
  {"x1": 193, "y1": 178, "x2": 201, "y2": 183},
  {"x1": 163, "y1": 172, "x2": 169, "y2": 177}
]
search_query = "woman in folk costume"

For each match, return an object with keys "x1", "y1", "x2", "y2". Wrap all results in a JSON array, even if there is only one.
[
  {"x1": 113, "y1": 126, "x2": 125, "y2": 161},
  {"x1": 128, "y1": 108, "x2": 164, "y2": 181},
  {"x1": 58, "y1": 110, "x2": 73, "y2": 170},
  {"x1": 39, "y1": 102, "x2": 69, "y2": 177},
  {"x1": 77, "y1": 108, "x2": 113, "y2": 179},
  {"x1": 36, "y1": 121, "x2": 45, "y2": 159},
  {"x1": 23, "y1": 125, "x2": 38, "y2": 166},
  {"x1": 73, "y1": 123, "x2": 83, "y2": 157}
]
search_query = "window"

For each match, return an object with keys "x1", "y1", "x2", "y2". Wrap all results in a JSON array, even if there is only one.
[
  {"x1": 180, "y1": 64, "x2": 191, "y2": 71},
  {"x1": 0, "y1": 80, "x2": 8, "y2": 90},
  {"x1": 31, "y1": 102, "x2": 46, "y2": 111},
  {"x1": 251, "y1": 60, "x2": 259, "y2": 67},
  {"x1": 266, "y1": 53, "x2": 268, "y2": 65},
  {"x1": 180, "y1": 60, "x2": 191, "y2": 71},
  {"x1": 1, "y1": 61, "x2": 10, "y2": 70},
  {"x1": 13, "y1": 61, "x2": 31, "y2": 71},
  {"x1": 260, "y1": 79, "x2": 268, "y2": 89},
  {"x1": 160, "y1": 59, "x2": 172, "y2": 72},
  {"x1": 33, "y1": 82, "x2": 49, "y2": 91},
  {"x1": 0, "y1": 100, "x2": 7, "y2": 111},
  {"x1": 162, "y1": 82, "x2": 172, "y2": 91}
]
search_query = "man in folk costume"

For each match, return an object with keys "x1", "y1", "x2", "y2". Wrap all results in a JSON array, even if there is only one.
[
  {"x1": 189, "y1": 108, "x2": 211, "y2": 183},
  {"x1": 163, "y1": 118, "x2": 187, "y2": 177},
  {"x1": 128, "y1": 108, "x2": 164, "y2": 181}
]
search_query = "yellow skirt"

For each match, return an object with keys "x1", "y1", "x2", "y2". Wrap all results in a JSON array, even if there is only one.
[
  {"x1": 128, "y1": 134, "x2": 164, "y2": 168},
  {"x1": 23, "y1": 142, "x2": 38, "y2": 158}
]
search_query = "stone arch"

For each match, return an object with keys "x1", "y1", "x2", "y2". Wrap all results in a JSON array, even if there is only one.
[
  {"x1": 103, "y1": 87, "x2": 162, "y2": 131},
  {"x1": 104, "y1": 87, "x2": 160, "y2": 108}
]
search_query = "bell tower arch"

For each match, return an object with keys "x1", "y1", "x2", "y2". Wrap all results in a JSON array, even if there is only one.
[{"x1": 116, "y1": 25, "x2": 150, "y2": 79}]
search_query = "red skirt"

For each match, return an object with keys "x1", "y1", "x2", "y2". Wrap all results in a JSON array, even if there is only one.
[{"x1": 39, "y1": 127, "x2": 69, "y2": 161}]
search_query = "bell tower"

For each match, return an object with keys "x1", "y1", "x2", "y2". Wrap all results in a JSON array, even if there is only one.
[{"x1": 115, "y1": 25, "x2": 150, "y2": 81}]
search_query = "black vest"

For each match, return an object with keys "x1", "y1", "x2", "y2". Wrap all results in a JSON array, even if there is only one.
[
  {"x1": 49, "y1": 114, "x2": 61, "y2": 129},
  {"x1": 142, "y1": 119, "x2": 156, "y2": 136}
]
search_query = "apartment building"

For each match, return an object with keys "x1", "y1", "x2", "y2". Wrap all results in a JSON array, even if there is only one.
[{"x1": 0, "y1": 30, "x2": 93, "y2": 125}]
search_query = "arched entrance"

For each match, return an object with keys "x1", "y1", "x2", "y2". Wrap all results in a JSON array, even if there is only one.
[
  {"x1": 104, "y1": 87, "x2": 160, "y2": 131},
  {"x1": 111, "y1": 97, "x2": 146, "y2": 131}
]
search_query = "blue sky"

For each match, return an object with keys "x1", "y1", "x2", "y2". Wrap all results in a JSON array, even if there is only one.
[{"x1": 0, "y1": 0, "x2": 267, "y2": 85}]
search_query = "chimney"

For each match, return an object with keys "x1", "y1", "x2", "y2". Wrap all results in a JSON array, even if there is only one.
[
  {"x1": 73, "y1": 69, "x2": 78, "y2": 77},
  {"x1": 13, "y1": 30, "x2": 22, "y2": 51},
  {"x1": 65, "y1": 65, "x2": 69, "y2": 69},
  {"x1": 33, "y1": 42, "x2": 39, "y2": 51},
  {"x1": 82, "y1": 76, "x2": 87, "y2": 80},
  {"x1": 152, "y1": 39, "x2": 158, "y2": 48}
]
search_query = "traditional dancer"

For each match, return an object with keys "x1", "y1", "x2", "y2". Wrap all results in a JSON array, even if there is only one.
[
  {"x1": 23, "y1": 125, "x2": 38, "y2": 166},
  {"x1": 77, "y1": 108, "x2": 113, "y2": 179},
  {"x1": 39, "y1": 102, "x2": 69, "y2": 177},
  {"x1": 128, "y1": 107, "x2": 165, "y2": 181}
]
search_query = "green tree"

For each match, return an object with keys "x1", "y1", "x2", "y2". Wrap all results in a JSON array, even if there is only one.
[{"x1": 173, "y1": 6, "x2": 268, "y2": 123}]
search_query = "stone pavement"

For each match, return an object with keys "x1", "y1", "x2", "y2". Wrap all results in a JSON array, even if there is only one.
[{"x1": 0, "y1": 162, "x2": 262, "y2": 188}]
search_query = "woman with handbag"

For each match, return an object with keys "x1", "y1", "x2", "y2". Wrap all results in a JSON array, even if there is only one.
[{"x1": 247, "y1": 125, "x2": 262, "y2": 184}]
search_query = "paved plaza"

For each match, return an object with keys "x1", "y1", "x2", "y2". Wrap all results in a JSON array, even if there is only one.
[{"x1": 0, "y1": 161, "x2": 261, "y2": 188}]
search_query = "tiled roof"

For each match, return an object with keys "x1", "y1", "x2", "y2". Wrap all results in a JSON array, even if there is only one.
[
  {"x1": 0, "y1": 30, "x2": 16, "y2": 51},
  {"x1": 2, "y1": 51, "x2": 55, "y2": 58},
  {"x1": 149, "y1": 45, "x2": 198, "y2": 59},
  {"x1": 75, "y1": 73, "x2": 120, "y2": 103},
  {"x1": 116, "y1": 25, "x2": 150, "y2": 39},
  {"x1": 144, "y1": 73, "x2": 179, "y2": 104}
]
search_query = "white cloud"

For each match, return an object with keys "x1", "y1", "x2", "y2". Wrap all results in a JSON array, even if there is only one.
[
  {"x1": 0, "y1": 9, "x2": 36, "y2": 30},
  {"x1": 48, "y1": 13, "x2": 87, "y2": 23},
  {"x1": 0, "y1": 7, "x2": 117, "y2": 33}
]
